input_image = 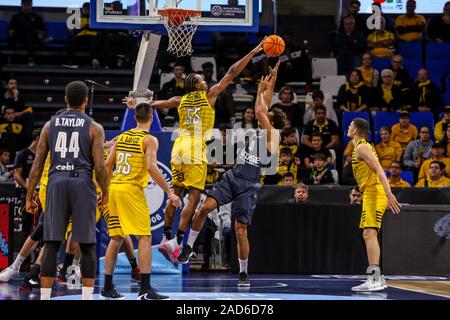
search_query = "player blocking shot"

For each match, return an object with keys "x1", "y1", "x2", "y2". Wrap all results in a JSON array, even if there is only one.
[
  {"x1": 177, "y1": 62, "x2": 282, "y2": 287},
  {"x1": 347, "y1": 118, "x2": 401, "y2": 292},
  {"x1": 25, "y1": 81, "x2": 109, "y2": 300}
]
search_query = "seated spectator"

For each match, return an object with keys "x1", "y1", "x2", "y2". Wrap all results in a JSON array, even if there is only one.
[
  {"x1": 415, "y1": 160, "x2": 450, "y2": 187},
  {"x1": 303, "y1": 90, "x2": 338, "y2": 126},
  {"x1": 279, "y1": 127, "x2": 299, "y2": 158},
  {"x1": 337, "y1": 69, "x2": 369, "y2": 112},
  {"x1": 389, "y1": 54, "x2": 412, "y2": 107},
  {"x1": 388, "y1": 161, "x2": 411, "y2": 187},
  {"x1": 0, "y1": 149, "x2": 13, "y2": 182},
  {"x1": 63, "y1": 2, "x2": 101, "y2": 69},
  {"x1": 233, "y1": 107, "x2": 258, "y2": 141},
  {"x1": 0, "y1": 106, "x2": 23, "y2": 160},
  {"x1": 282, "y1": 172, "x2": 295, "y2": 186},
  {"x1": 349, "y1": 185, "x2": 362, "y2": 204},
  {"x1": 339, "y1": 1, "x2": 368, "y2": 35},
  {"x1": 403, "y1": 125, "x2": 433, "y2": 178},
  {"x1": 301, "y1": 133, "x2": 332, "y2": 169},
  {"x1": 418, "y1": 142, "x2": 450, "y2": 180},
  {"x1": 441, "y1": 126, "x2": 450, "y2": 156},
  {"x1": 434, "y1": 105, "x2": 450, "y2": 141},
  {"x1": 277, "y1": 32, "x2": 312, "y2": 92},
  {"x1": 373, "y1": 69, "x2": 403, "y2": 112},
  {"x1": 358, "y1": 52, "x2": 379, "y2": 88},
  {"x1": 8, "y1": 0, "x2": 46, "y2": 67},
  {"x1": 391, "y1": 111, "x2": 418, "y2": 151},
  {"x1": 1, "y1": 78, "x2": 32, "y2": 140},
  {"x1": 292, "y1": 183, "x2": 309, "y2": 204},
  {"x1": 367, "y1": 16, "x2": 396, "y2": 58},
  {"x1": 303, "y1": 153, "x2": 335, "y2": 185},
  {"x1": 158, "y1": 62, "x2": 187, "y2": 124},
  {"x1": 342, "y1": 141, "x2": 357, "y2": 185},
  {"x1": 263, "y1": 147, "x2": 297, "y2": 185},
  {"x1": 375, "y1": 126, "x2": 403, "y2": 171},
  {"x1": 332, "y1": 15, "x2": 366, "y2": 75},
  {"x1": 301, "y1": 105, "x2": 339, "y2": 149},
  {"x1": 270, "y1": 85, "x2": 304, "y2": 130},
  {"x1": 395, "y1": 0, "x2": 426, "y2": 42},
  {"x1": 427, "y1": 1, "x2": 450, "y2": 42},
  {"x1": 410, "y1": 69, "x2": 442, "y2": 115},
  {"x1": 102, "y1": 27, "x2": 138, "y2": 69}
]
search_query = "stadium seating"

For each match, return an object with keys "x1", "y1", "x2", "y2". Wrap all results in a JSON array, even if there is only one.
[
  {"x1": 373, "y1": 112, "x2": 399, "y2": 144},
  {"x1": 371, "y1": 58, "x2": 391, "y2": 72},
  {"x1": 426, "y1": 42, "x2": 450, "y2": 61},
  {"x1": 0, "y1": 20, "x2": 7, "y2": 43},
  {"x1": 409, "y1": 111, "x2": 434, "y2": 138},
  {"x1": 398, "y1": 41, "x2": 423, "y2": 61},
  {"x1": 342, "y1": 111, "x2": 370, "y2": 145},
  {"x1": 319, "y1": 75, "x2": 346, "y2": 97},
  {"x1": 311, "y1": 58, "x2": 337, "y2": 80},
  {"x1": 386, "y1": 170, "x2": 415, "y2": 186},
  {"x1": 403, "y1": 59, "x2": 422, "y2": 81}
]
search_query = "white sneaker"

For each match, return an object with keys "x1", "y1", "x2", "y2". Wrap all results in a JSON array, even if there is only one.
[
  {"x1": 351, "y1": 276, "x2": 386, "y2": 292},
  {"x1": 380, "y1": 275, "x2": 388, "y2": 289},
  {"x1": 0, "y1": 267, "x2": 19, "y2": 282}
]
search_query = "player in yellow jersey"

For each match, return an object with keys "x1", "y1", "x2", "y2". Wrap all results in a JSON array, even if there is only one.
[
  {"x1": 347, "y1": 118, "x2": 401, "y2": 292},
  {"x1": 155, "y1": 39, "x2": 267, "y2": 265},
  {"x1": 101, "y1": 102, "x2": 181, "y2": 300}
]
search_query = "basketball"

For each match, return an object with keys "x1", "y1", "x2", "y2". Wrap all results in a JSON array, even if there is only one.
[{"x1": 263, "y1": 35, "x2": 285, "y2": 57}]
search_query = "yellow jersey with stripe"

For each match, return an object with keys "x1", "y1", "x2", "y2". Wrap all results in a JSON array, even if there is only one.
[
  {"x1": 111, "y1": 129, "x2": 149, "y2": 188},
  {"x1": 351, "y1": 139, "x2": 380, "y2": 192},
  {"x1": 40, "y1": 153, "x2": 51, "y2": 187},
  {"x1": 178, "y1": 91, "x2": 215, "y2": 140}
]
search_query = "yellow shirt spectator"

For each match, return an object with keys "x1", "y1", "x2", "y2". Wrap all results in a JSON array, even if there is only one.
[
  {"x1": 434, "y1": 118, "x2": 449, "y2": 141},
  {"x1": 375, "y1": 140, "x2": 403, "y2": 170},
  {"x1": 395, "y1": 14, "x2": 426, "y2": 42},
  {"x1": 418, "y1": 157, "x2": 450, "y2": 180},
  {"x1": 391, "y1": 123, "x2": 418, "y2": 150},
  {"x1": 415, "y1": 176, "x2": 450, "y2": 188},
  {"x1": 388, "y1": 177, "x2": 411, "y2": 187},
  {"x1": 367, "y1": 30, "x2": 396, "y2": 58}
]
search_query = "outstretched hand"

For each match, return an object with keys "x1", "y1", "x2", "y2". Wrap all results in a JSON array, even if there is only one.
[
  {"x1": 268, "y1": 60, "x2": 281, "y2": 79},
  {"x1": 258, "y1": 75, "x2": 272, "y2": 93},
  {"x1": 122, "y1": 97, "x2": 136, "y2": 109},
  {"x1": 252, "y1": 36, "x2": 267, "y2": 54}
]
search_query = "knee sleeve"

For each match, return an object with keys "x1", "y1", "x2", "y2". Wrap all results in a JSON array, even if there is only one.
[
  {"x1": 41, "y1": 241, "x2": 62, "y2": 278},
  {"x1": 30, "y1": 225, "x2": 43, "y2": 242},
  {"x1": 79, "y1": 243, "x2": 97, "y2": 279}
]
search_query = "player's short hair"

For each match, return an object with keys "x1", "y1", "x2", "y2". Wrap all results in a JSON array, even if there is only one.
[
  {"x1": 134, "y1": 103, "x2": 153, "y2": 123},
  {"x1": 281, "y1": 127, "x2": 296, "y2": 138},
  {"x1": 185, "y1": 73, "x2": 199, "y2": 92},
  {"x1": 280, "y1": 147, "x2": 292, "y2": 157},
  {"x1": 430, "y1": 160, "x2": 445, "y2": 171},
  {"x1": 269, "y1": 109, "x2": 287, "y2": 130},
  {"x1": 65, "y1": 81, "x2": 88, "y2": 108},
  {"x1": 32, "y1": 128, "x2": 41, "y2": 141},
  {"x1": 283, "y1": 172, "x2": 294, "y2": 179},
  {"x1": 352, "y1": 118, "x2": 369, "y2": 137}
]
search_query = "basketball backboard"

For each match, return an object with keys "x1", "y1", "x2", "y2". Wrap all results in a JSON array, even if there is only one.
[{"x1": 90, "y1": 0, "x2": 258, "y2": 32}]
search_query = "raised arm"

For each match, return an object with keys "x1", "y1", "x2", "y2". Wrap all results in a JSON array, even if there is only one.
[
  {"x1": 25, "y1": 121, "x2": 50, "y2": 213},
  {"x1": 356, "y1": 144, "x2": 401, "y2": 214},
  {"x1": 122, "y1": 96, "x2": 181, "y2": 110},
  {"x1": 90, "y1": 122, "x2": 109, "y2": 206},
  {"x1": 207, "y1": 38, "x2": 266, "y2": 102},
  {"x1": 144, "y1": 136, "x2": 181, "y2": 208}
]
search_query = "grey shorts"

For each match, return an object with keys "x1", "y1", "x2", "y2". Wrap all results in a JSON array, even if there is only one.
[
  {"x1": 44, "y1": 175, "x2": 97, "y2": 243},
  {"x1": 207, "y1": 170, "x2": 260, "y2": 225}
]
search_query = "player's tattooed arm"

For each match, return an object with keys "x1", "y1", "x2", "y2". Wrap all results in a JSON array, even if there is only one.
[
  {"x1": 91, "y1": 121, "x2": 109, "y2": 206},
  {"x1": 25, "y1": 121, "x2": 50, "y2": 213},
  {"x1": 208, "y1": 37, "x2": 267, "y2": 101}
]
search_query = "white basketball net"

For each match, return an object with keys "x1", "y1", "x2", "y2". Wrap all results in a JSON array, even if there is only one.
[{"x1": 159, "y1": 9, "x2": 201, "y2": 57}]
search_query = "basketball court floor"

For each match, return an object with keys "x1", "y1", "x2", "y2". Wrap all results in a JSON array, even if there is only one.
[{"x1": 0, "y1": 273, "x2": 448, "y2": 300}]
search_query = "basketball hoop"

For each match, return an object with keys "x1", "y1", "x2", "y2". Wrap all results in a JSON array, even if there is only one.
[{"x1": 159, "y1": 8, "x2": 201, "y2": 57}]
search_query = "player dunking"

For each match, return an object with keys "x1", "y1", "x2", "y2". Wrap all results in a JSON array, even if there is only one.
[
  {"x1": 177, "y1": 62, "x2": 282, "y2": 287},
  {"x1": 26, "y1": 81, "x2": 109, "y2": 300},
  {"x1": 100, "y1": 102, "x2": 181, "y2": 300},
  {"x1": 347, "y1": 118, "x2": 401, "y2": 292},
  {"x1": 158, "y1": 39, "x2": 267, "y2": 266}
]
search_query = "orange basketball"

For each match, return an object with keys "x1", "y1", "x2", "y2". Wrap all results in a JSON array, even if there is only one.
[{"x1": 263, "y1": 35, "x2": 285, "y2": 57}]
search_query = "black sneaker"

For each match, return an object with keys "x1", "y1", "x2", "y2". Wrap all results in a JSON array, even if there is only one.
[
  {"x1": 238, "y1": 272, "x2": 250, "y2": 287},
  {"x1": 137, "y1": 287, "x2": 170, "y2": 300},
  {"x1": 177, "y1": 245, "x2": 194, "y2": 264},
  {"x1": 101, "y1": 285, "x2": 125, "y2": 300},
  {"x1": 19, "y1": 276, "x2": 39, "y2": 291}
]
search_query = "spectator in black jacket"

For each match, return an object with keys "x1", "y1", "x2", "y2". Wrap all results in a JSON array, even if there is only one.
[
  {"x1": 388, "y1": 54, "x2": 412, "y2": 108},
  {"x1": 158, "y1": 62, "x2": 187, "y2": 124},
  {"x1": 427, "y1": 1, "x2": 450, "y2": 42},
  {"x1": 8, "y1": 0, "x2": 46, "y2": 67},
  {"x1": 333, "y1": 15, "x2": 366, "y2": 75},
  {"x1": 338, "y1": 68, "x2": 369, "y2": 112},
  {"x1": 339, "y1": 1, "x2": 368, "y2": 35},
  {"x1": 410, "y1": 68, "x2": 442, "y2": 116},
  {"x1": 373, "y1": 69, "x2": 404, "y2": 112},
  {"x1": 303, "y1": 153, "x2": 335, "y2": 185}
]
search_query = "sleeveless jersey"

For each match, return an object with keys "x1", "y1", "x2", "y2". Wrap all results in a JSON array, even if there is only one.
[
  {"x1": 48, "y1": 110, "x2": 93, "y2": 178},
  {"x1": 232, "y1": 130, "x2": 270, "y2": 183},
  {"x1": 351, "y1": 139, "x2": 380, "y2": 191},
  {"x1": 178, "y1": 91, "x2": 215, "y2": 141},
  {"x1": 111, "y1": 129, "x2": 149, "y2": 188}
]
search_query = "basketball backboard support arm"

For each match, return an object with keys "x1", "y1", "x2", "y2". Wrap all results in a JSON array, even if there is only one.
[{"x1": 121, "y1": 32, "x2": 163, "y2": 132}]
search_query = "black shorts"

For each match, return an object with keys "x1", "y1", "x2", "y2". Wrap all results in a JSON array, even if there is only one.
[
  {"x1": 207, "y1": 170, "x2": 260, "y2": 225},
  {"x1": 44, "y1": 175, "x2": 97, "y2": 243}
]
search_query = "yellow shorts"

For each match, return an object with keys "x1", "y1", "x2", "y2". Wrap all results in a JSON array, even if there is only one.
[
  {"x1": 109, "y1": 183, "x2": 151, "y2": 236},
  {"x1": 360, "y1": 184, "x2": 388, "y2": 229},
  {"x1": 171, "y1": 162, "x2": 207, "y2": 191},
  {"x1": 39, "y1": 184, "x2": 47, "y2": 211}
]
